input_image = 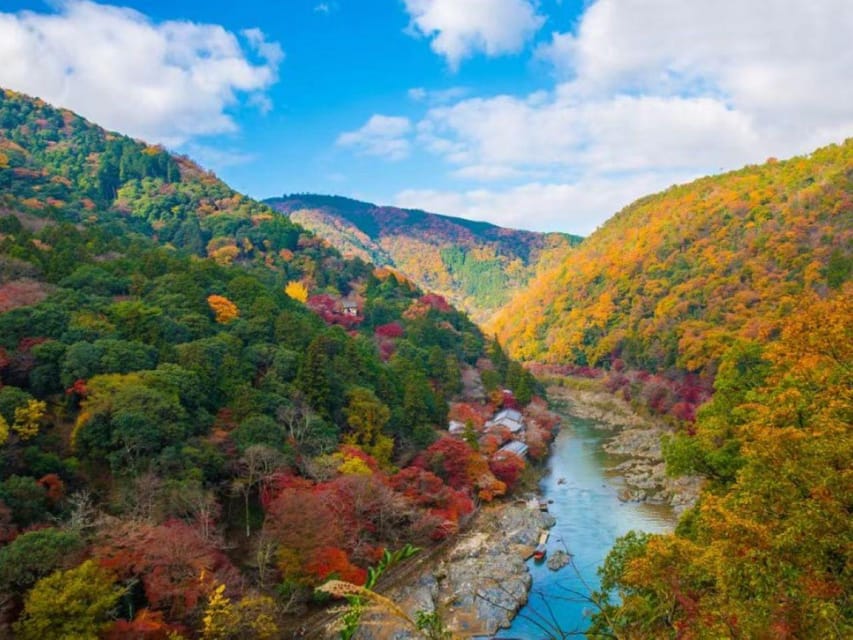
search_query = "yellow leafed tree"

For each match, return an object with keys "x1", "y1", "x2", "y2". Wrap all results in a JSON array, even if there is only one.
[
  {"x1": 13, "y1": 400, "x2": 46, "y2": 440},
  {"x1": 202, "y1": 583, "x2": 279, "y2": 640},
  {"x1": 284, "y1": 280, "x2": 309, "y2": 303}
]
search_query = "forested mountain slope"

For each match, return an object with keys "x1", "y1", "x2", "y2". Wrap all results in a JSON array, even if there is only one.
[
  {"x1": 265, "y1": 194, "x2": 580, "y2": 324},
  {"x1": 592, "y1": 291, "x2": 851, "y2": 637},
  {"x1": 0, "y1": 88, "x2": 539, "y2": 637},
  {"x1": 489, "y1": 141, "x2": 852, "y2": 375},
  {"x1": 478, "y1": 140, "x2": 851, "y2": 637}
]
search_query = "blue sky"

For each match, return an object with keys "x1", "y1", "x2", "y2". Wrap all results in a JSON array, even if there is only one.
[{"x1": 1, "y1": 1, "x2": 852, "y2": 234}]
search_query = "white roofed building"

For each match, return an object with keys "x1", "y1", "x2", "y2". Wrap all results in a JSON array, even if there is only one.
[
  {"x1": 498, "y1": 440, "x2": 529, "y2": 459},
  {"x1": 448, "y1": 420, "x2": 466, "y2": 435},
  {"x1": 485, "y1": 408, "x2": 524, "y2": 434}
]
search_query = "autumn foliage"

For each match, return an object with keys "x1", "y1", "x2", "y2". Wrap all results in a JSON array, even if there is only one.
[
  {"x1": 284, "y1": 280, "x2": 308, "y2": 303},
  {"x1": 488, "y1": 451, "x2": 525, "y2": 489},
  {"x1": 207, "y1": 294, "x2": 239, "y2": 323},
  {"x1": 414, "y1": 436, "x2": 507, "y2": 502},
  {"x1": 592, "y1": 289, "x2": 852, "y2": 637},
  {"x1": 0, "y1": 88, "x2": 537, "y2": 639},
  {"x1": 490, "y1": 141, "x2": 853, "y2": 378},
  {"x1": 94, "y1": 520, "x2": 241, "y2": 621}
]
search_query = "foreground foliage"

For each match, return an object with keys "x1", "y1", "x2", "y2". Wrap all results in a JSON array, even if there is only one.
[{"x1": 591, "y1": 290, "x2": 852, "y2": 638}]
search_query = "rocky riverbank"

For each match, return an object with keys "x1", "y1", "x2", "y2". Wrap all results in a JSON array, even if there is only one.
[
  {"x1": 548, "y1": 382, "x2": 702, "y2": 514},
  {"x1": 346, "y1": 381, "x2": 699, "y2": 639},
  {"x1": 353, "y1": 500, "x2": 555, "y2": 640}
]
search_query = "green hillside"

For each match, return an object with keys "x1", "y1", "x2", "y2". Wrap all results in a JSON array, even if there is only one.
[{"x1": 0, "y1": 88, "x2": 539, "y2": 638}]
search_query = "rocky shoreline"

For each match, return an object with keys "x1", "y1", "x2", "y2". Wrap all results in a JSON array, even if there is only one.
[
  {"x1": 548, "y1": 383, "x2": 702, "y2": 514},
  {"x1": 354, "y1": 500, "x2": 554, "y2": 640},
  {"x1": 351, "y1": 381, "x2": 701, "y2": 639}
]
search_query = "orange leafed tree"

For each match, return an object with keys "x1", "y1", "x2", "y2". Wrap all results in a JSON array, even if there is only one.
[{"x1": 207, "y1": 295, "x2": 239, "y2": 323}]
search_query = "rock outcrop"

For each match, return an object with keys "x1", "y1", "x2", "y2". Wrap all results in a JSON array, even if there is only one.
[
  {"x1": 546, "y1": 549, "x2": 571, "y2": 572},
  {"x1": 355, "y1": 501, "x2": 553, "y2": 639}
]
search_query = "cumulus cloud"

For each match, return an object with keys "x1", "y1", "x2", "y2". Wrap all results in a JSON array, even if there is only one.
[
  {"x1": 536, "y1": 0, "x2": 853, "y2": 153},
  {"x1": 0, "y1": 0, "x2": 282, "y2": 146},
  {"x1": 403, "y1": 0, "x2": 544, "y2": 69},
  {"x1": 418, "y1": 91, "x2": 758, "y2": 174},
  {"x1": 337, "y1": 115, "x2": 413, "y2": 160},
  {"x1": 390, "y1": 0, "x2": 853, "y2": 232}
]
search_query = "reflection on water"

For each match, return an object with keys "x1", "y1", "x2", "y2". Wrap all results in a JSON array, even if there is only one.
[{"x1": 495, "y1": 417, "x2": 675, "y2": 639}]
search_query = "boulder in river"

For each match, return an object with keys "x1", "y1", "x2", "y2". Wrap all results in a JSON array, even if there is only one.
[{"x1": 546, "y1": 549, "x2": 571, "y2": 571}]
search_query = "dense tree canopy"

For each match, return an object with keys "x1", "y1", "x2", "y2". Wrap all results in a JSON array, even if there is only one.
[
  {"x1": 491, "y1": 141, "x2": 853, "y2": 377},
  {"x1": 591, "y1": 289, "x2": 852, "y2": 638},
  {"x1": 0, "y1": 87, "x2": 540, "y2": 637}
]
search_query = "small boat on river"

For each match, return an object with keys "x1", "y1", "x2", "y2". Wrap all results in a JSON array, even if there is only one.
[{"x1": 533, "y1": 529, "x2": 549, "y2": 561}]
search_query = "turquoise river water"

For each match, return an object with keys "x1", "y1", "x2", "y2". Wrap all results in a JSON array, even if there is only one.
[{"x1": 495, "y1": 416, "x2": 675, "y2": 639}]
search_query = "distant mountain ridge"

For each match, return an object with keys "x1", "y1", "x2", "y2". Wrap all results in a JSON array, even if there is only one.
[
  {"x1": 488, "y1": 140, "x2": 853, "y2": 374},
  {"x1": 265, "y1": 194, "x2": 581, "y2": 324}
]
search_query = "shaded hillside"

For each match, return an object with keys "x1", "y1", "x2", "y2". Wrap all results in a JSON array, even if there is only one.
[
  {"x1": 489, "y1": 141, "x2": 853, "y2": 375},
  {"x1": 0, "y1": 89, "x2": 541, "y2": 638},
  {"x1": 265, "y1": 194, "x2": 580, "y2": 324}
]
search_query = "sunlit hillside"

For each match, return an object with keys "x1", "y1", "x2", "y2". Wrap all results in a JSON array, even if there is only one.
[{"x1": 489, "y1": 141, "x2": 853, "y2": 375}]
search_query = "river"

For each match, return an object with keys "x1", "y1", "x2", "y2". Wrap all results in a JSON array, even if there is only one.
[{"x1": 494, "y1": 415, "x2": 675, "y2": 639}]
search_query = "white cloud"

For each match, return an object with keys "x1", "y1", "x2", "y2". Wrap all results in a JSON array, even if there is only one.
[
  {"x1": 407, "y1": 86, "x2": 469, "y2": 105},
  {"x1": 395, "y1": 171, "x2": 694, "y2": 235},
  {"x1": 408, "y1": 87, "x2": 428, "y2": 102},
  {"x1": 535, "y1": 0, "x2": 853, "y2": 155},
  {"x1": 403, "y1": 0, "x2": 544, "y2": 69},
  {"x1": 337, "y1": 115, "x2": 413, "y2": 160},
  {"x1": 419, "y1": 91, "x2": 757, "y2": 176},
  {"x1": 450, "y1": 164, "x2": 533, "y2": 181},
  {"x1": 0, "y1": 1, "x2": 282, "y2": 146},
  {"x1": 391, "y1": 0, "x2": 853, "y2": 233},
  {"x1": 314, "y1": 3, "x2": 339, "y2": 15}
]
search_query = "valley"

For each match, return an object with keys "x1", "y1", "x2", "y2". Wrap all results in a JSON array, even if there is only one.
[
  {"x1": 0, "y1": 23, "x2": 850, "y2": 637},
  {"x1": 265, "y1": 194, "x2": 580, "y2": 325}
]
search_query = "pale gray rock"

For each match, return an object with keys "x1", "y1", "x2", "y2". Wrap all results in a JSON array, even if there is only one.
[{"x1": 547, "y1": 549, "x2": 571, "y2": 571}]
